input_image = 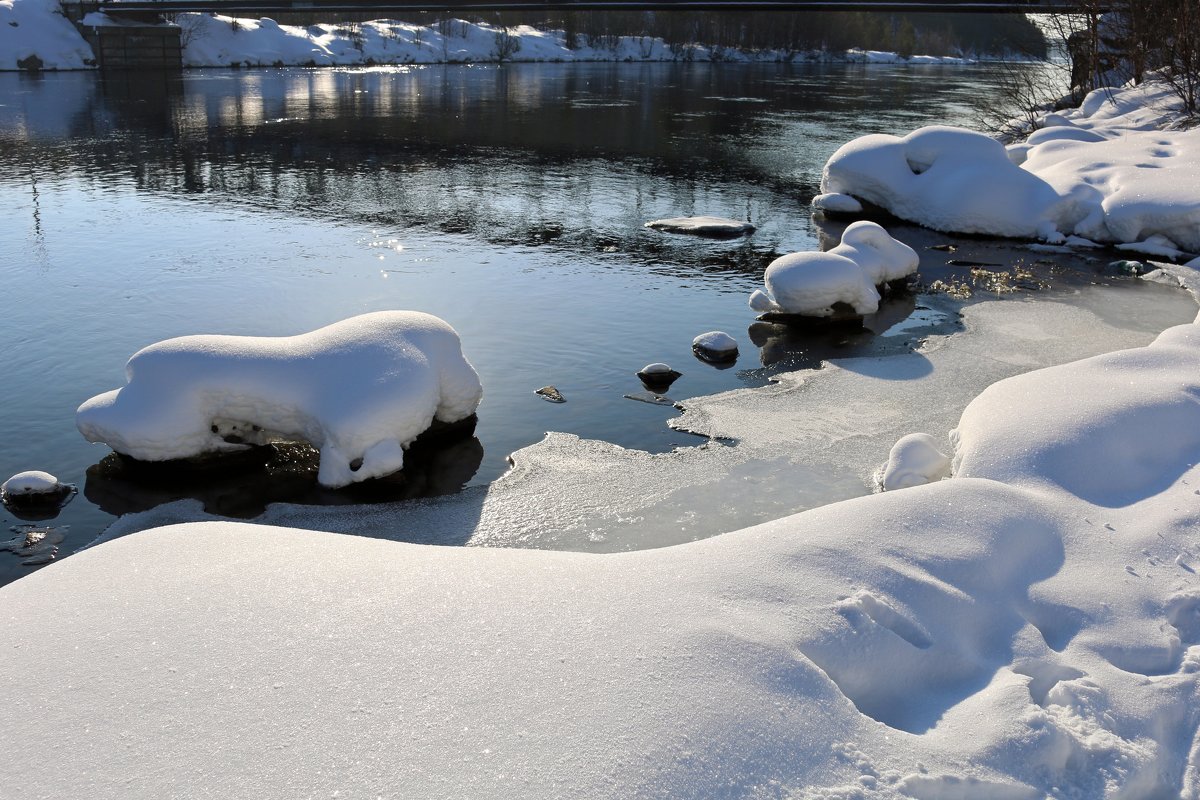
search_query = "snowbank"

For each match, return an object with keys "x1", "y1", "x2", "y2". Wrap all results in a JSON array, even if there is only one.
[
  {"x1": 7, "y1": 294, "x2": 1200, "y2": 796},
  {"x1": 0, "y1": 0, "x2": 93, "y2": 70},
  {"x1": 822, "y1": 80, "x2": 1200, "y2": 254},
  {"x1": 2, "y1": 2, "x2": 981, "y2": 70},
  {"x1": 76, "y1": 311, "x2": 482, "y2": 488}
]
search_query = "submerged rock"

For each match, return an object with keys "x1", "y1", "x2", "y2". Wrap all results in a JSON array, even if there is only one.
[
  {"x1": 692, "y1": 332, "x2": 739, "y2": 364},
  {"x1": 644, "y1": 216, "x2": 755, "y2": 239}
]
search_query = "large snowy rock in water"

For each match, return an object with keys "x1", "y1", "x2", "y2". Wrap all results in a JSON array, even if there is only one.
[
  {"x1": 829, "y1": 221, "x2": 919, "y2": 285},
  {"x1": 76, "y1": 311, "x2": 482, "y2": 489},
  {"x1": 749, "y1": 252, "x2": 880, "y2": 317},
  {"x1": 822, "y1": 126, "x2": 1064, "y2": 240}
]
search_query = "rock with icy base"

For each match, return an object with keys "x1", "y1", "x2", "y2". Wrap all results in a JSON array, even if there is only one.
[
  {"x1": 76, "y1": 311, "x2": 482, "y2": 489},
  {"x1": 880, "y1": 433, "x2": 950, "y2": 491}
]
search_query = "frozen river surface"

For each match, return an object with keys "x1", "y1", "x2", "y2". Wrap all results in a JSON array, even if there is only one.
[{"x1": 0, "y1": 63, "x2": 1194, "y2": 584}]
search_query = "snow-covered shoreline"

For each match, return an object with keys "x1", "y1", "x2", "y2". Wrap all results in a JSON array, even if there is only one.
[{"x1": 2, "y1": 0, "x2": 985, "y2": 71}]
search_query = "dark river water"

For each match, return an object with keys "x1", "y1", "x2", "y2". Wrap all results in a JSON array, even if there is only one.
[{"x1": 0, "y1": 63, "x2": 1192, "y2": 585}]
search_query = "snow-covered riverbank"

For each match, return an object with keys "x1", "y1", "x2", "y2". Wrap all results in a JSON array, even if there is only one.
[{"x1": 2, "y1": 0, "x2": 975, "y2": 70}]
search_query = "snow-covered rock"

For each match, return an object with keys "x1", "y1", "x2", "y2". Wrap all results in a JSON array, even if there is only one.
[
  {"x1": 2, "y1": 470, "x2": 61, "y2": 496},
  {"x1": 644, "y1": 216, "x2": 755, "y2": 238},
  {"x1": 691, "y1": 331, "x2": 738, "y2": 363},
  {"x1": 828, "y1": 220, "x2": 920, "y2": 285},
  {"x1": 1, "y1": 469, "x2": 74, "y2": 514},
  {"x1": 635, "y1": 362, "x2": 681, "y2": 391},
  {"x1": 76, "y1": 311, "x2": 482, "y2": 488},
  {"x1": 879, "y1": 432, "x2": 950, "y2": 491},
  {"x1": 750, "y1": 251, "x2": 880, "y2": 318}
]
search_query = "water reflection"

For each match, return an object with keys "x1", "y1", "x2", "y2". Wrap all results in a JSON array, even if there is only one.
[{"x1": 0, "y1": 63, "x2": 1016, "y2": 278}]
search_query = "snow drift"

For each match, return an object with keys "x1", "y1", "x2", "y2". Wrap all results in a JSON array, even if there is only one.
[
  {"x1": 76, "y1": 311, "x2": 482, "y2": 488},
  {"x1": 0, "y1": 0, "x2": 94, "y2": 70},
  {"x1": 822, "y1": 81, "x2": 1200, "y2": 254},
  {"x1": 6, "y1": 297, "x2": 1200, "y2": 797}
]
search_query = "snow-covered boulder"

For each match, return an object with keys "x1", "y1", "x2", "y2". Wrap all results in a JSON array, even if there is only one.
[
  {"x1": 644, "y1": 216, "x2": 755, "y2": 238},
  {"x1": 821, "y1": 125, "x2": 1065, "y2": 241},
  {"x1": 828, "y1": 220, "x2": 919, "y2": 286},
  {"x1": 879, "y1": 433, "x2": 950, "y2": 491},
  {"x1": 750, "y1": 251, "x2": 880, "y2": 318},
  {"x1": 691, "y1": 331, "x2": 738, "y2": 363},
  {"x1": 76, "y1": 311, "x2": 482, "y2": 489},
  {"x1": 1, "y1": 470, "x2": 74, "y2": 510}
]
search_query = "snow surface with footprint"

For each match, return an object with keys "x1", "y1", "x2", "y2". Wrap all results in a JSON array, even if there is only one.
[{"x1": 7, "y1": 63, "x2": 1200, "y2": 800}]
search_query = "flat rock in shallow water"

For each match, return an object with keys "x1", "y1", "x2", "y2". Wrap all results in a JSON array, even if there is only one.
[{"x1": 644, "y1": 216, "x2": 755, "y2": 239}]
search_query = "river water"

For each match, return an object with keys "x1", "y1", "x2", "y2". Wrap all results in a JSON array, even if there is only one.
[{"x1": 0, "y1": 63, "x2": 1194, "y2": 584}]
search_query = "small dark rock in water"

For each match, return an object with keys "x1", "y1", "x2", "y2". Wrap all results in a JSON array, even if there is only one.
[
  {"x1": 1107, "y1": 259, "x2": 1149, "y2": 276},
  {"x1": 535, "y1": 385, "x2": 566, "y2": 403},
  {"x1": 691, "y1": 332, "x2": 738, "y2": 364},
  {"x1": 929, "y1": 243, "x2": 957, "y2": 252},
  {"x1": 636, "y1": 363, "x2": 682, "y2": 392}
]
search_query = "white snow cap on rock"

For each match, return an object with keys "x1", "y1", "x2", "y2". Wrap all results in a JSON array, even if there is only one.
[
  {"x1": 880, "y1": 433, "x2": 950, "y2": 491},
  {"x1": 644, "y1": 216, "x2": 755, "y2": 237},
  {"x1": 749, "y1": 223, "x2": 914, "y2": 317},
  {"x1": 1, "y1": 470, "x2": 62, "y2": 496},
  {"x1": 692, "y1": 331, "x2": 738, "y2": 356},
  {"x1": 751, "y1": 251, "x2": 880, "y2": 317},
  {"x1": 76, "y1": 311, "x2": 482, "y2": 488},
  {"x1": 829, "y1": 220, "x2": 920, "y2": 284}
]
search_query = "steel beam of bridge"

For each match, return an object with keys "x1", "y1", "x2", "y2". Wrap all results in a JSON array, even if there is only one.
[{"x1": 97, "y1": 0, "x2": 1095, "y2": 14}]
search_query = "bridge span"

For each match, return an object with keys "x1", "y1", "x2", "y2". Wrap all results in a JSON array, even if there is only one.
[{"x1": 95, "y1": 0, "x2": 1101, "y2": 15}]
